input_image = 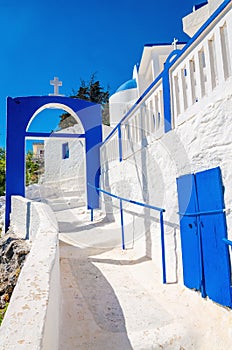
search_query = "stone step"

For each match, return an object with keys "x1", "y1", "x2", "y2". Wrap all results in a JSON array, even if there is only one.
[
  {"x1": 47, "y1": 198, "x2": 86, "y2": 211},
  {"x1": 61, "y1": 190, "x2": 85, "y2": 197}
]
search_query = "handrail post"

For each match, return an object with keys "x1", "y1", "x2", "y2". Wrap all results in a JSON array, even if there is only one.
[
  {"x1": 120, "y1": 199, "x2": 125, "y2": 250},
  {"x1": 90, "y1": 208, "x2": 94, "y2": 222},
  {"x1": 118, "y1": 124, "x2": 123, "y2": 162},
  {"x1": 88, "y1": 183, "x2": 166, "y2": 265},
  {"x1": 160, "y1": 211, "x2": 167, "y2": 284}
]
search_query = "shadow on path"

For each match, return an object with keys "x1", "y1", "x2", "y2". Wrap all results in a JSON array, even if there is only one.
[
  {"x1": 58, "y1": 216, "x2": 114, "y2": 233},
  {"x1": 59, "y1": 242, "x2": 133, "y2": 350}
]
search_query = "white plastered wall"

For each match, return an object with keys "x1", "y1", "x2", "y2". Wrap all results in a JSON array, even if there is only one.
[
  {"x1": 101, "y1": 83, "x2": 232, "y2": 283},
  {"x1": 109, "y1": 88, "x2": 138, "y2": 127},
  {"x1": 44, "y1": 124, "x2": 85, "y2": 194}
]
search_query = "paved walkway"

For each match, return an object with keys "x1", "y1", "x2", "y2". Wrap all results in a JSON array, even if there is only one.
[{"x1": 54, "y1": 203, "x2": 232, "y2": 350}]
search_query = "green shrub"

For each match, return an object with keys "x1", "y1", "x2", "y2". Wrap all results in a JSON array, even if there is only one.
[{"x1": 0, "y1": 303, "x2": 9, "y2": 326}]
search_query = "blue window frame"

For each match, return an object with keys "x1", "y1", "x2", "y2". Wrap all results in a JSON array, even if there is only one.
[{"x1": 62, "y1": 142, "x2": 69, "y2": 159}]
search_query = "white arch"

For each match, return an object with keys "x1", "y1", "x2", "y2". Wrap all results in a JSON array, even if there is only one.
[
  {"x1": 25, "y1": 102, "x2": 87, "y2": 208},
  {"x1": 26, "y1": 102, "x2": 85, "y2": 133}
]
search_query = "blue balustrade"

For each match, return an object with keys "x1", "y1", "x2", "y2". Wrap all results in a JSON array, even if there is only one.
[{"x1": 88, "y1": 183, "x2": 167, "y2": 284}]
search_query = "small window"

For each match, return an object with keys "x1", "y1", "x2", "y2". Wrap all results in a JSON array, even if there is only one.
[{"x1": 62, "y1": 142, "x2": 69, "y2": 159}]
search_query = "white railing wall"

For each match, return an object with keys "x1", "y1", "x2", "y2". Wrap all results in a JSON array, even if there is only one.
[
  {"x1": 101, "y1": 129, "x2": 119, "y2": 166},
  {"x1": 101, "y1": 1, "x2": 232, "y2": 162},
  {"x1": 121, "y1": 80, "x2": 164, "y2": 160},
  {"x1": 170, "y1": 2, "x2": 232, "y2": 127}
]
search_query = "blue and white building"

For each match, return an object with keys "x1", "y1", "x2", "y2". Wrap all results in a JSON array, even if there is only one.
[
  {"x1": 2, "y1": 1, "x2": 232, "y2": 348},
  {"x1": 103, "y1": 0, "x2": 232, "y2": 308},
  {"x1": 42, "y1": 0, "x2": 232, "y2": 308}
]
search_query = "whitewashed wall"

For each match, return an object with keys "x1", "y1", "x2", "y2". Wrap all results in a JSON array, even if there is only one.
[
  {"x1": 109, "y1": 87, "x2": 138, "y2": 127},
  {"x1": 43, "y1": 125, "x2": 113, "y2": 201},
  {"x1": 101, "y1": 83, "x2": 232, "y2": 283},
  {"x1": 44, "y1": 125, "x2": 85, "y2": 193}
]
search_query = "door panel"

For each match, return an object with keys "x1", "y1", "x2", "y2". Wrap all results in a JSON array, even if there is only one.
[
  {"x1": 177, "y1": 167, "x2": 232, "y2": 307},
  {"x1": 196, "y1": 167, "x2": 232, "y2": 307},
  {"x1": 177, "y1": 174, "x2": 201, "y2": 290}
]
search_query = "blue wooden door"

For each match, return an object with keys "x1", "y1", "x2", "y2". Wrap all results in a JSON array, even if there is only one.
[
  {"x1": 177, "y1": 167, "x2": 232, "y2": 307},
  {"x1": 176, "y1": 174, "x2": 202, "y2": 291}
]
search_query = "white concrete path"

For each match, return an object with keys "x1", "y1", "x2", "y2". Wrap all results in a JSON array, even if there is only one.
[{"x1": 54, "y1": 203, "x2": 232, "y2": 350}]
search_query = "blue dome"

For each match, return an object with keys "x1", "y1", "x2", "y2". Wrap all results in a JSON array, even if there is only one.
[{"x1": 116, "y1": 79, "x2": 137, "y2": 93}]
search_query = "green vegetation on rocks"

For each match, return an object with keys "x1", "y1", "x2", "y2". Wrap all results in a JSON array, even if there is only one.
[
  {"x1": 0, "y1": 303, "x2": 8, "y2": 326},
  {"x1": 0, "y1": 232, "x2": 30, "y2": 325}
]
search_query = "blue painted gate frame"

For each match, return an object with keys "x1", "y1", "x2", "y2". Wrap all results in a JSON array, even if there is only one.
[
  {"x1": 177, "y1": 167, "x2": 232, "y2": 307},
  {"x1": 5, "y1": 96, "x2": 102, "y2": 231}
]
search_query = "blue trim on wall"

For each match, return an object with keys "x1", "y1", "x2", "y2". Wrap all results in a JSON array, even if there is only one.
[
  {"x1": 118, "y1": 125, "x2": 123, "y2": 162},
  {"x1": 162, "y1": 66, "x2": 172, "y2": 133},
  {"x1": 165, "y1": 49, "x2": 182, "y2": 66},
  {"x1": 25, "y1": 132, "x2": 86, "y2": 139}
]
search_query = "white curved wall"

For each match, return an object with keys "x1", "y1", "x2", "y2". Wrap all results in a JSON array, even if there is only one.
[
  {"x1": 109, "y1": 88, "x2": 138, "y2": 127},
  {"x1": 0, "y1": 197, "x2": 60, "y2": 350}
]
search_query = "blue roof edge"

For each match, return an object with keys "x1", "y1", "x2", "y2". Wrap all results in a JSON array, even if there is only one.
[
  {"x1": 144, "y1": 42, "x2": 187, "y2": 47},
  {"x1": 194, "y1": 1, "x2": 208, "y2": 11}
]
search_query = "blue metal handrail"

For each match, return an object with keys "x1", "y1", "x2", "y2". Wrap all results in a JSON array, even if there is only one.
[
  {"x1": 223, "y1": 238, "x2": 232, "y2": 247},
  {"x1": 178, "y1": 209, "x2": 225, "y2": 217},
  {"x1": 88, "y1": 183, "x2": 167, "y2": 284}
]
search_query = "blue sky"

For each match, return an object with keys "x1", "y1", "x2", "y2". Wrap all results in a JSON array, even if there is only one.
[{"x1": 0, "y1": 0, "x2": 204, "y2": 148}]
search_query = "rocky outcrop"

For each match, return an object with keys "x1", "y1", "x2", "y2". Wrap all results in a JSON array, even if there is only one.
[
  {"x1": 0, "y1": 232, "x2": 30, "y2": 309},
  {"x1": 0, "y1": 197, "x2": 5, "y2": 235}
]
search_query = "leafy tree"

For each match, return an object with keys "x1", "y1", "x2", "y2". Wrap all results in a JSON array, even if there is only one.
[
  {"x1": 58, "y1": 74, "x2": 110, "y2": 129},
  {"x1": 0, "y1": 148, "x2": 41, "y2": 195},
  {"x1": 0, "y1": 148, "x2": 6, "y2": 196},
  {"x1": 26, "y1": 151, "x2": 39, "y2": 186}
]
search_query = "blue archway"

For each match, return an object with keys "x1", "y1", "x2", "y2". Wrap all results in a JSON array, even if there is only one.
[{"x1": 5, "y1": 95, "x2": 102, "y2": 230}]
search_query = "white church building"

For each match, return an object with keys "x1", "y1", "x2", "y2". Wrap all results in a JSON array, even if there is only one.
[
  {"x1": 100, "y1": 0, "x2": 232, "y2": 306},
  {"x1": 42, "y1": 0, "x2": 232, "y2": 306}
]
